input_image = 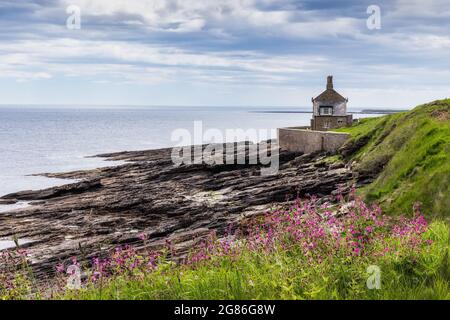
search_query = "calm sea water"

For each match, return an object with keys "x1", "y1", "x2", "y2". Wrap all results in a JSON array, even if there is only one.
[{"x1": 0, "y1": 106, "x2": 382, "y2": 199}]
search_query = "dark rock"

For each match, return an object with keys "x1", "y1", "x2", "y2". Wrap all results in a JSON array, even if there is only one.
[
  {"x1": 2, "y1": 179, "x2": 102, "y2": 201},
  {"x1": 0, "y1": 199, "x2": 17, "y2": 205},
  {"x1": 339, "y1": 134, "x2": 372, "y2": 158}
]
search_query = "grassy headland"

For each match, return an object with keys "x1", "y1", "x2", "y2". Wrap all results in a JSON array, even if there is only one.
[{"x1": 337, "y1": 99, "x2": 450, "y2": 219}]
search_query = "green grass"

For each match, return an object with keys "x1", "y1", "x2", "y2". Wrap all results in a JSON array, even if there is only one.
[
  {"x1": 336, "y1": 99, "x2": 450, "y2": 218},
  {"x1": 62, "y1": 221, "x2": 449, "y2": 300}
]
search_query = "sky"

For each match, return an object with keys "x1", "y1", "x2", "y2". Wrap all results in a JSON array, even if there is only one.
[{"x1": 0, "y1": 0, "x2": 449, "y2": 109}]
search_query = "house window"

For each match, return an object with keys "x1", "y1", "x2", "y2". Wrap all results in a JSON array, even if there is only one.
[{"x1": 319, "y1": 106, "x2": 333, "y2": 115}]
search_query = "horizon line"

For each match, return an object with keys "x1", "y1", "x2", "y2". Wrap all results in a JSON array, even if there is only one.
[{"x1": 0, "y1": 103, "x2": 411, "y2": 110}]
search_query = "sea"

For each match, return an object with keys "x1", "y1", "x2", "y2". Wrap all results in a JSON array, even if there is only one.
[{"x1": 0, "y1": 106, "x2": 384, "y2": 201}]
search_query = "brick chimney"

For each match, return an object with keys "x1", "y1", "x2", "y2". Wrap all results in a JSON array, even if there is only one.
[{"x1": 327, "y1": 75, "x2": 333, "y2": 90}]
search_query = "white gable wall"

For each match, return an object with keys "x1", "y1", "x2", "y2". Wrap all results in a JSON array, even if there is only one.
[{"x1": 313, "y1": 100, "x2": 347, "y2": 116}]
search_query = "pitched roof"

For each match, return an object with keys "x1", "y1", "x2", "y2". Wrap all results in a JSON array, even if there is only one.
[
  {"x1": 313, "y1": 88, "x2": 347, "y2": 103},
  {"x1": 313, "y1": 75, "x2": 347, "y2": 103}
]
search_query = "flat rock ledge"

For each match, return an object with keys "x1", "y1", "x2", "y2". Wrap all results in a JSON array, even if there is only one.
[{"x1": 0, "y1": 141, "x2": 358, "y2": 279}]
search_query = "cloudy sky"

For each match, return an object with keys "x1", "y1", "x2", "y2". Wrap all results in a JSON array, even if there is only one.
[{"x1": 0, "y1": 0, "x2": 449, "y2": 108}]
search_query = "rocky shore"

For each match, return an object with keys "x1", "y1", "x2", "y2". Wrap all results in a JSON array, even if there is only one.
[{"x1": 0, "y1": 141, "x2": 359, "y2": 279}]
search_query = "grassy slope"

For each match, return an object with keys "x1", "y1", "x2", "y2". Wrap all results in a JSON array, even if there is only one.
[
  {"x1": 64, "y1": 221, "x2": 450, "y2": 300},
  {"x1": 337, "y1": 99, "x2": 450, "y2": 219}
]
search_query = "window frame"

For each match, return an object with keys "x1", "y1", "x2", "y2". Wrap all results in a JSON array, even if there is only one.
[{"x1": 319, "y1": 106, "x2": 334, "y2": 116}]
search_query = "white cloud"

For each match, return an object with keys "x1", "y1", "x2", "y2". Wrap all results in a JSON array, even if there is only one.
[
  {"x1": 283, "y1": 17, "x2": 361, "y2": 38},
  {"x1": 0, "y1": 0, "x2": 449, "y2": 107},
  {"x1": 391, "y1": 0, "x2": 450, "y2": 18},
  {"x1": 0, "y1": 38, "x2": 327, "y2": 84},
  {"x1": 59, "y1": 0, "x2": 363, "y2": 38}
]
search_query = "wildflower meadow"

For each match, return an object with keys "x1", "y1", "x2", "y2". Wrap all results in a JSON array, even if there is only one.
[{"x1": 1, "y1": 191, "x2": 449, "y2": 300}]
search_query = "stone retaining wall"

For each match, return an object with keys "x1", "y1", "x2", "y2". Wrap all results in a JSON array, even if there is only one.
[{"x1": 277, "y1": 127, "x2": 350, "y2": 154}]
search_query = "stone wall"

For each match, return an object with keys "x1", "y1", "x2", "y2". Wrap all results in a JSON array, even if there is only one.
[
  {"x1": 277, "y1": 127, "x2": 350, "y2": 154},
  {"x1": 311, "y1": 114, "x2": 353, "y2": 131}
]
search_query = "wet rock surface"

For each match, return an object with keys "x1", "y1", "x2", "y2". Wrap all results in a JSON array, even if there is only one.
[{"x1": 0, "y1": 142, "x2": 356, "y2": 279}]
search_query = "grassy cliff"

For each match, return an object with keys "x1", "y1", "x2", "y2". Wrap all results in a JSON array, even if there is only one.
[{"x1": 337, "y1": 99, "x2": 450, "y2": 218}]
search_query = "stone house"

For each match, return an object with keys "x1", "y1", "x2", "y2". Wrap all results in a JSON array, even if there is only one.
[{"x1": 310, "y1": 76, "x2": 353, "y2": 131}]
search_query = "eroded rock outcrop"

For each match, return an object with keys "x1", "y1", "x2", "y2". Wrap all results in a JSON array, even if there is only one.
[{"x1": 0, "y1": 142, "x2": 357, "y2": 279}]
